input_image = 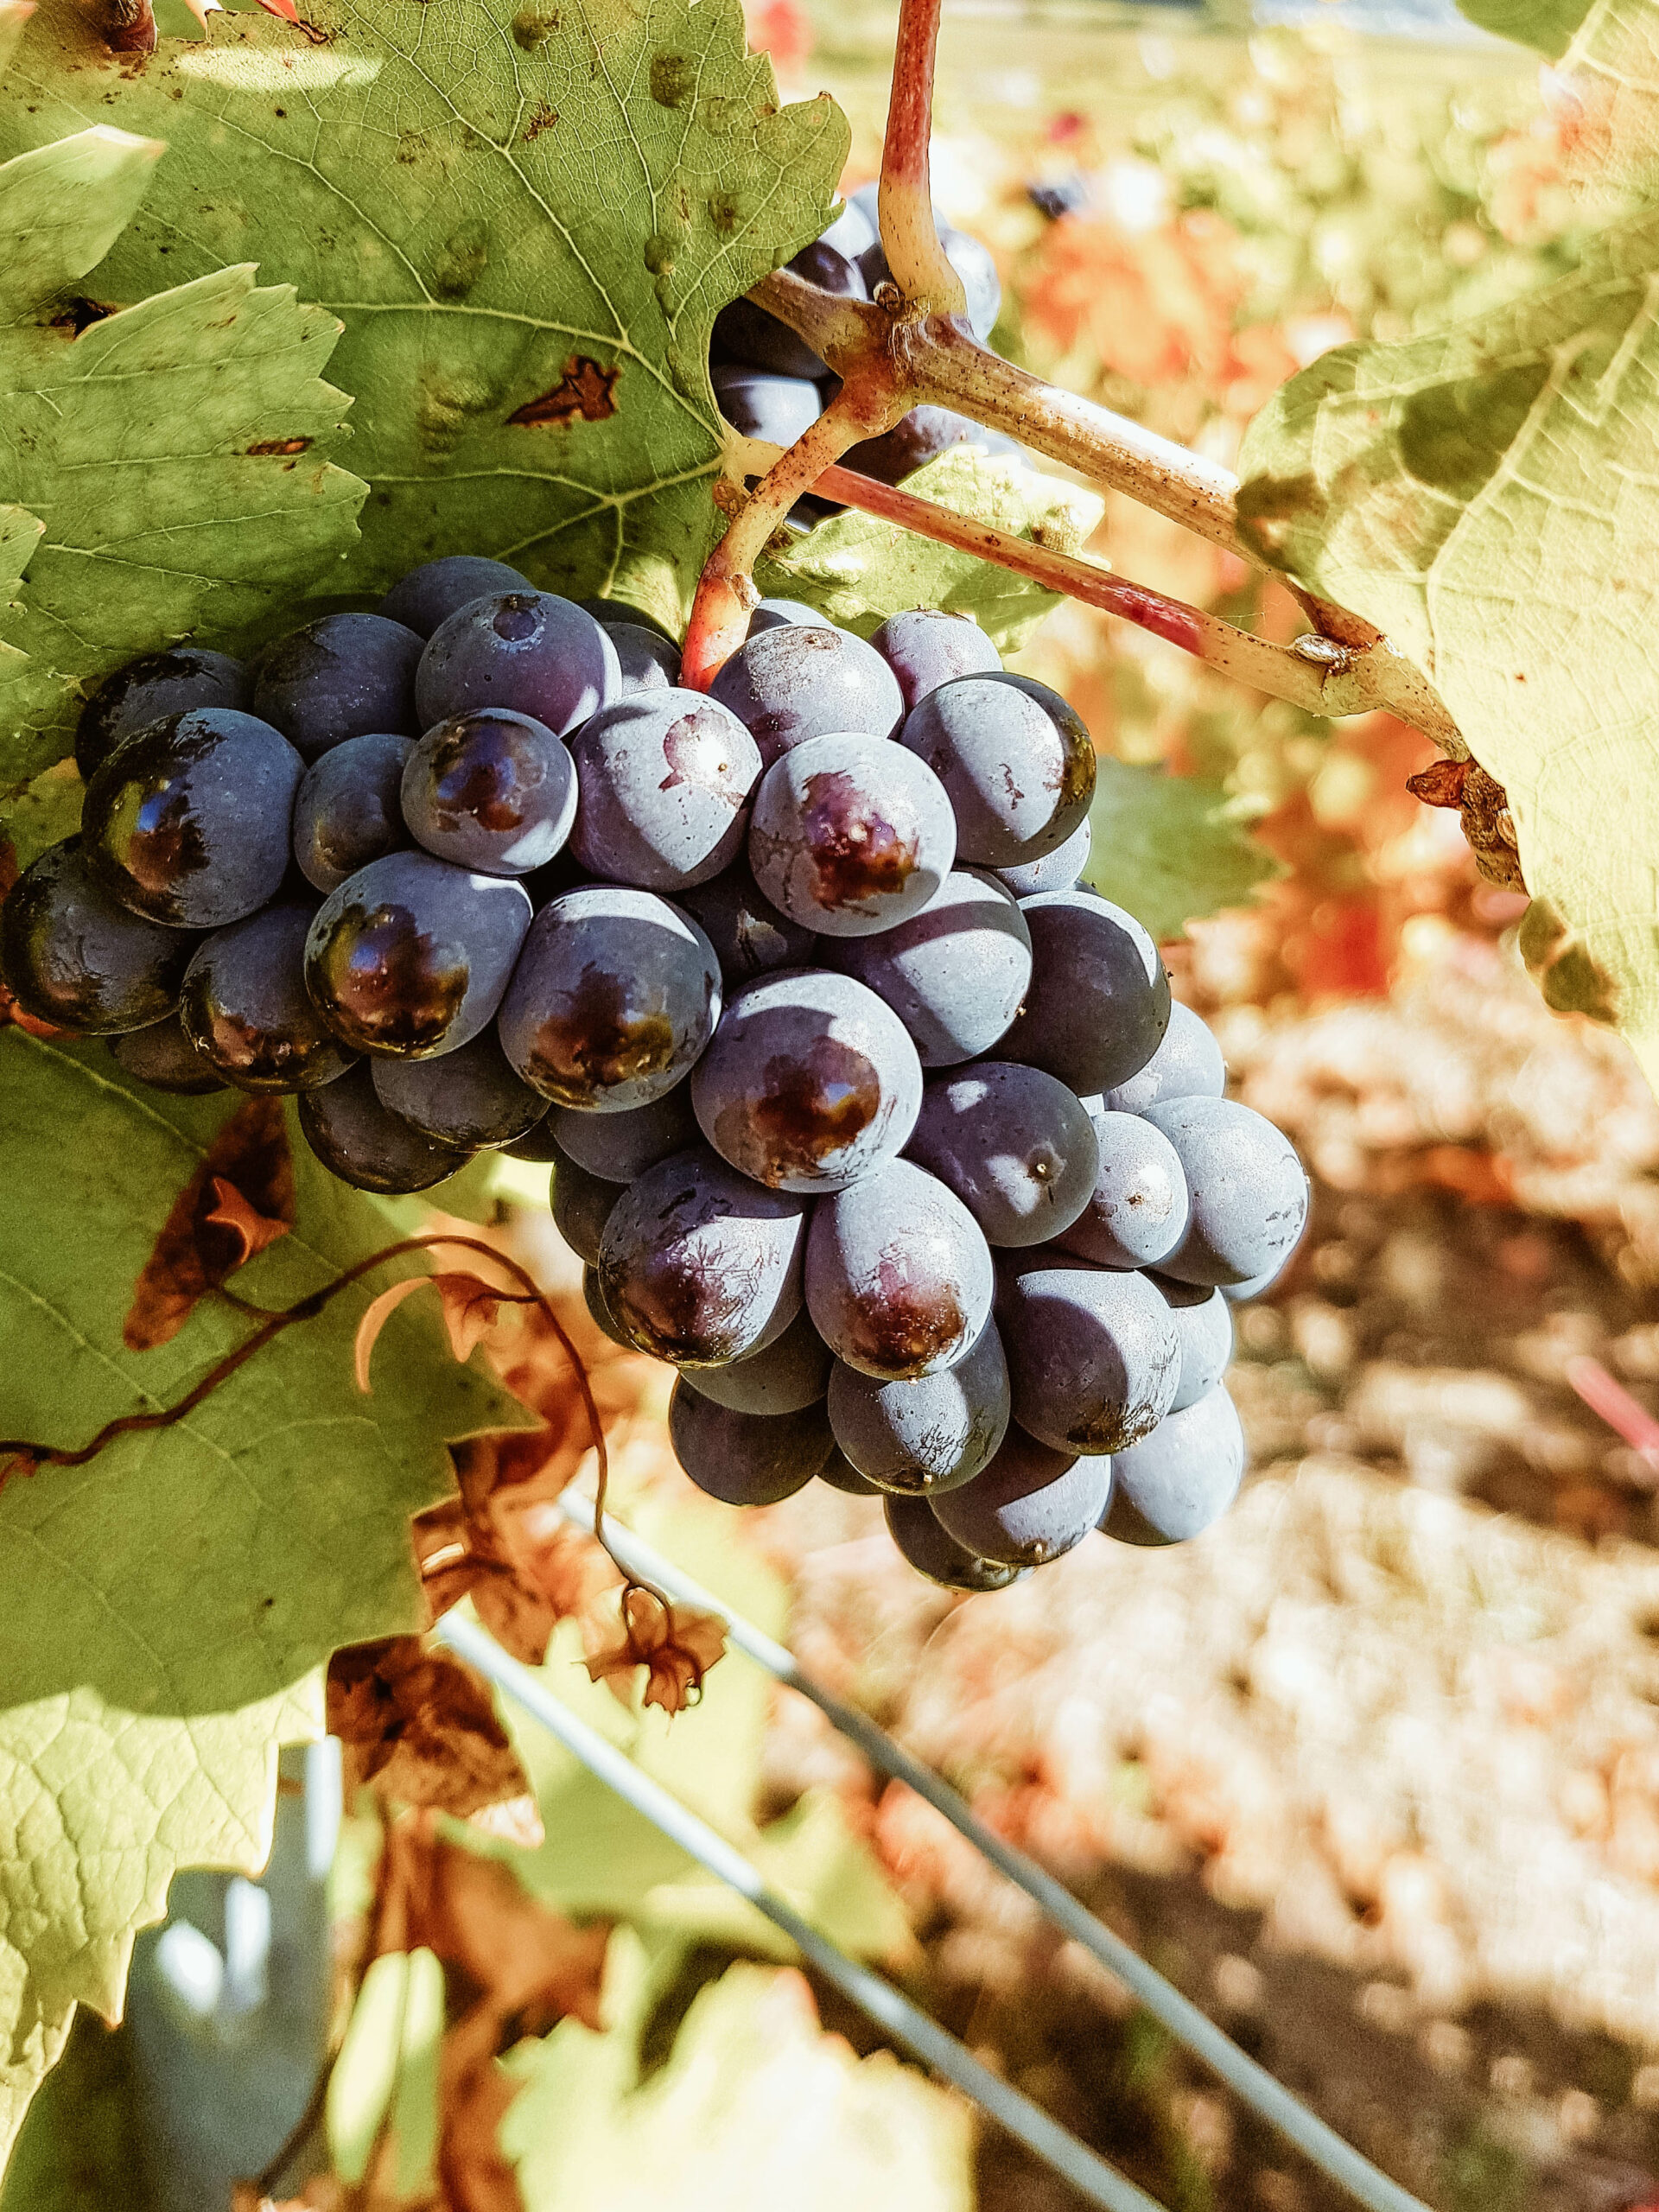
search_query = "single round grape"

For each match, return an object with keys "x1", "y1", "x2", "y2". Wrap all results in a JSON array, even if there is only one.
[
  {"x1": 680, "y1": 1309, "x2": 831, "y2": 1415},
  {"x1": 805, "y1": 1158, "x2": 995, "y2": 1382},
  {"x1": 932, "y1": 1430, "x2": 1108, "y2": 1567},
  {"x1": 415, "y1": 592, "x2": 620, "y2": 735},
  {"x1": 749, "y1": 733, "x2": 956, "y2": 938},
  {"x1": 906, "y1": 1061, "x2": 1098, "y2": 1247},
  {"x1": 1000, "y1": 1257, "x2": 1179, "y2": 1453},
  {"x1": 548, "y1": 1086, "x2": 697, "y2": 1182},
  {"x1": 252, "y1": 614, "x2": 423, "y2": 763},
  {"x1": 550, "y1": 1145, "x2": 622, "y2": 1263},
  {"x1": 827, "y1": 1319, "x2": 1008, "y2": 1495},
  {"x1": 747, "y1": 598, "x2": 826, "y2": 637},
  {"x1": 1055, "y1": 1107, "x2": 1189, "y2": 1271},
  {"x1": 710, "y1": 365, "x2": 823, "y2": 447},
  {"x1": 372, "y1": 1030, "x2": 548, "y2": 1148},
  {"x1": 75, "y1": 648, "x2": 251, "y2": 781},
  {"x1": 1001, "y1": 891, "x2": 1170, "y2": 1096},
  {"x1": 1221, "y1": 1257, "x2": 1296, "y2": 1304},
  {"x1": 599, "y1": 1147, "x2": 805, "y2": 1364},
  {"x1": 569, "y1": 690, "x2": 760, "y2": 891},
  {"x1": 676, "y1": 866, "x2": 819, "y2": 986},
  {"x1": 1099, "y1": 1001, "x2": 1226, "y2": 1114},
  {"x1": 833, "y1": 869, "x2": 1030, "y2": 1067},
  {"x1": 712, "y1": 238, "x2": 867, "y2": 378},
  {"x1": 299, "y1": 1063, "x2": 473, "y2": 1193},
  {"x1": 181, "y1": 900, "x2": 358, "y2": 1093},
  {"x1": 603, "y1": 621, "x2": 682, "y2": 695},
  {"x1": 899, "y1": 673, "x2": 1094, "y2": 868},
  {"x1": 668, "y1": 1381, "x2": 832, "y2": 1505},
  {"x1": 503, "y1": 1118, "x2": 563, "y2": 1164},
  {"x1": 1147, "y1": 1273, "x2": 1234, "y2": 1412},
  {"x1": 108, "y1": 1012, "x2": 224, "y2": 1094},
  {"x1": 578, "y1": 596, "x2": 677, "y2": 643},
  {"x1": 292, "y1": 733, "x2": 414, "y2": 893},
  {"x1": 583, "y1": 1263, "x2": 632, "y2": 1348},
  {"x1": 870, "y1": 609, "x2": 1001, "y2": 713},
  {"x1": 884, "y1": 1494, "x2": 1026, "y2": 1592},
  {"x1": 1, "y1": 841, "x2": 196, "y2": 1033},
  {"x1": 304, "y1": 850, "x2": 531, "y2": 1059},
  {"x1": 842, "y1": 408, "x2": 1019, "y2": 486},
  {"x1": 690, "y1": 967, "x2": 922, "y2": 1192},
  {"x1": 497, "y1": 886, "x2": 721, "y2": 1110},
  {"x1": 377, "y1": 556, "x2": 533, "y2": 637},
  {"x1": 402, "y1": 708, "x2": 577, "y2": 878},
  {"x1": 994, "y1": 817, "x2": 1091, "y2": 899},
  {"x1": 820, "y1": 199, "x2": 877, "y2": 259},
  {"x1": 1142, "y1": 1097, "x2": 1309, "y2": 1289},
  {"x1": 83, "y1": 709, "x2": 303, "y2": 929},
  {"x1": 817, "y1": 1446, "x2": 881, "y2": 1497},
  {"x1": 709, "y1": 625, "x2": 905, "y2": 766},
  {"x1": 1100, "y1": 1385, "x2": 1245, "y2": 1547}
]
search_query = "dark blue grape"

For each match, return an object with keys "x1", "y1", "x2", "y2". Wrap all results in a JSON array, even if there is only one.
[
  {"x1": 1, "y1": 841, "x2": 196, "y2": 1033},
  {"x1": 583, "y1": 1263, "x2": 632, "y2": 1347},
  {"x1": 884, "y1": 1494, "x2": 1026, "y2": 1591},
  {"x1": 402, "y1": 708, "x2": 577, "y2": 878},
  {"x1": 827, "y1": 1319, "x2": 1008, "y2": 1494},
  {"x1": 710, "y1": 624, "x2": 905, "y2": 766},
  {"x1": 502, "y1": 1118, "x2": 563, "y2": 1164},
  {"x1": 749, "y1": 733, "x2": 955, "y2": 936},
  {"x1": 598, "y1": 1147, "x2": 805, "y2": 1364},
  {"x1": 83, "y1": 709, "x2": 302, "y2": 928},
  {"x1": 931, "y1": 1428, "x2": 1109, "y2": 1567},
  {"x1": 870, "y1": 609, "x2": 1001, "y2": 713},
  {"x1": 1143, "y1": 1097, "x2": 1308, "y2": 1289},
  {"x1": 690, "y1": 968, "x2": 921, "y2": 1192},
  {"x1": 377, "y1": 556, "x2": 532, "y2": 637},
  {"x1": 298, "y1": 1063, "x2": 474, "y2": 1192},
  {"x1": 548, "y1": 1086, "x2": 697, "y2": 1181},
  {"x1": 292, "y1": 733, "x2": 414, "y2": 893},
  {"x1": 747, "y1": 599, "x2": 826, "y2": 637},
  {"x1": 1098, "y1": 1001, "x2": 1225, "y2": 1113},
  {"x1": 710, "y1": 365, "x2": 823, "y2": 447},
  {"x1": 252, "y1": 614, "x2": 423, "y2": 763},
  {"x1": 550, "y1": 1144, "x2": 622, "y2": 1263},
  {"x1": 496, "y1": 886, "x2": 721, "y2": 1109},
  {"x1": 994, "y1": 817, "x2": 1091, "y2": 898},
  {"x1": 304, "y1": 850, "x2": 531, "y2": 1059},
  {"x1": 1000, "y1": 891, "x2": 1170, "y2": 1095},
  {"x1": 843, "y1": 407, "x2": 1019, "y2": 486},
  {"x1": 668, "y1": 1381, "x2": 832, "y2": 1506},
  {"x1": 805, "y1": 1158, "x2": 995, "y2": 1381},
  {"x1": 712, "y1": 238, "x2": 868, "y2": 378},
  {"x1": 1100, "y1": 1385, "x2": 1245, "y2": 1547},
  {"x1": 907, "y1": 1061, "x2": 1098, "y2": 1247},
  {"x1": 75, "y1": 649, "x2": 251, "y2": 781},
  {"x1": 680, "y1": 1309, "x2": 830, "y2": 1415},
  {"x1": 899, "y1": 673, "x2": 1094, "y2": 868},
  {"x1": 415, "y1": 593, "x2": 620, "y2": 736},
  {"x1": 999, "y1": 1257, "x2": 1178, "y2": 1453},
  {"x1": 109, "y1": 1013, "x2": 223, "y2": 1094},
  {"x1": 1147, "y1": 1274, "x2": 1234, "y2": 1411},
  {"x1": 578, "y1": 597, "x2": 677, "y2": 642},
  {"x1": 818, "y1": 1446, "x2": 881, "y2": 1497},
  {"x1": 372, "y1": 1030, "x2": 548, "y2": 1147},
  {"x1": 675, "y1": 866, "x2": 820, "y2": 986},
  {"x1": 833, "y1": 870, "x2": 1031, "y2": 1065},
  {"x1": 181, "y1": 900, "x2": 357, "y2": 1093},
  {"x1": 603, "y1": 621, "x2": 682, "y2": 695},
  {"x1": 821, "y1": 200, "x2": 878, "y2": 258},
  {"x1": 1055, "y1": 1107, "x2": 1188, "y2": 1270},
  {"x1": 569, "y1": 691, "x2": 760, "y2": 891}
]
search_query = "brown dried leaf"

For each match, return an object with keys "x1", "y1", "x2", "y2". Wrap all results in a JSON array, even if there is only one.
[
  {"x1": 327, "y1": 1637, "x2": 531, "y2": 1819},
  {"x1": 355, "y1": 1269, "x2": 531, "y2": 1394},
  {"x1": 124, "y1": 1098, "x2": 295, "y2": 1351},
  {"x1": 583, "y1": 1586, "x2": 728, "y2": 1715}
]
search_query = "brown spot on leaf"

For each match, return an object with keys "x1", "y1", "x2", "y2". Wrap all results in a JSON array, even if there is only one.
[
  {"x1": 245, "y1": 436, "x2": 311, "y2": 456},
  {"x1": 124, "y1": 1098, "x2": 294, "y2": 1350},
  {"x1": 508, "y1": 356, "x2": 620, "y2": 428},
  {"x1": 519, "y1": 100, "x2": 557, "y2": 139},
  {"x1": 49, "y1": 298, "x2": 117, "y2": 335}
]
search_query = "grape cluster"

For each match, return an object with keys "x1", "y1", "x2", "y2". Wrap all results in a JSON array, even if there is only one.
[{"x1": 2, "y1": 556, "x2": 1308, "y2": 1592}]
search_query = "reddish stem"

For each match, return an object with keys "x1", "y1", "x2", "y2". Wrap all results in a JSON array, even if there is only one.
[{"x1": 877, "y1": 0, "x2": 963, "y2": 309}]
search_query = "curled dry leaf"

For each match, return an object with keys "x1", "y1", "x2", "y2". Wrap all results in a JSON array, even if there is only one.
[
  {"x1": 354, "y1": 1268, "x2": 534, "y2": 1393},
  {"x1": 584, "y1": 1586, "x2": 728, "y2": 1715},
  {"x1": 123, "y1": 1096, "x2": 295, "y2": 1351},
  {"x1": 327, "y1": 1635, "x2": 536, "y2": 1826}
]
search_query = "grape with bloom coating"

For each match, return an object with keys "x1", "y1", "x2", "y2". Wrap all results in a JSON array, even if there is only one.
[
  {"x1": 416, "y1": 592, "x2": 620, "y2": 735},
  {"x1": 292, "y1": 734, "x2": 413, "y2": 893},
  {"x1": 1144, "y1": 1096, "x2": 1308, "y2": 1288},
  {"x1": 827, "y1": 1319, "x2": 1009, "y2": 1494},
  {"x1": 833, "y1": 869, "x2": 1030, "y2": 1066},
  {"x1": 805, "y1": 1158, "x2": 994, "y2": 1381},
  {"x1": 181, "y1": 901, "x2": 358, "y2": 1092},
  {"x1": 676, "y1": 867, "x2": 819, "y2": 986},
  {"x1": 749, "y1": 733, "x2": 955, "y2": 937},
  {"x1": 668, "y1": 1382, "x2": 832, "y2": 1505},
  {"x1": 710, "y1": 365, "x2": 823, "y2": 448},
  {"x1": 1098, "y1": 1000, "x2": 1225, "y2": 1114},
  {"x1": 372, "y1": 1030, "x2": 548, "y2": 1148},
  {"x1": 1, "y1": 841, "x2": 196, "y2": 1034},
  {"x1": 710, "y1": 624, "x2": 904, "y2": 766},
  {"x1": 377, "y1": 556, "x2": 531, "y2": 637},
  {"x1": 870, "y1": 609, "x2": 1001, "y2": 713},
  {"x1": 931, "y1": 1429, "x2": 1109, "y2": 1567},
  {"x1": 603, "y1": 621, "x2": 681, "y2": 694},
  {"x1": 299, "y1": 1063, "x2": 473, "y2": 1192},
  {"x1": 1148, "y1": 1273, "x2": 1234, "y2": 1411},
  {"x1": 818, "y1": 1447, "x2": 880, "y2": 1497},
  {"x1": 679, "y1": 1310, "x2": 830, "y2": 1415},
  {"x1": 109, "y1": 1014, "x2": 223, "y2": 1094},
  {"x1": 747, "y1": 599, "x2": 825, "y2": 636},
  {"x1": 906, "y1": 1062, "x2": 1098, "y2": 1247},
  {"x1": 402, "y1": 708, "x2": 577, "y2": 877},
  {"x1": 999, "y1": 1256, "x2": 1179, "y2": 1454},
  {"x1": 993, "y1": 817, "x2": 1090, "y2": 899},
  {"x1": 842, "y1": 407, "x2": 1019, "y2": 486},
  {"x1": 884, "y1": 1495, "x2": 1025, "y2": 1592},
  {"x1": 1100, "y1": 1385, "x2": 1245, "y2": 1546},
  {"x1": 569, "y1": 690, "x2": 760, "y2": 890},
  {"x1": 253, "y1": 614, "x2": 423, "y2": 762},
  {"x1": 75, "y1": 649, "x2": 251, "y2": 781},
  {"x1": 899, "y1": 672, "x2": 1095, "y2": 868},
  {"x1": 1000, "y1": 891, "x2": 1170, "y2": 1096},
  {"x1": 550, "y1": 1144, "x2": 621, "y2": 1263},
  {"x1": 549, "y1": 1087, "x2": 697, "y2": 1182},
  {"x1": 1056, "y1": 1107, "x2": 1189, "y2": 1270}
]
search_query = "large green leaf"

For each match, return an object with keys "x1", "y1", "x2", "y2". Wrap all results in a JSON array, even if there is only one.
[
  {"x1": 1085, "y1": 757, "x2": 1281, "y2": 943},
  {"x1": 1452, "y1": 0, "x2": 1591, "y2": 56},
  {"x1": 0, "y1": 0, "x2": 847, "y2": 636}
]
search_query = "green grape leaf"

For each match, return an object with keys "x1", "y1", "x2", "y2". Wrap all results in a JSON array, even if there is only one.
[
  {"x1": 1085, "y1": 758, "x2": 1282, "y2": 943},
  {"x1": 0, "y1": 1034, "x2": 524, "y2": 2165},
  {"x1": 754, "y1": 447, "x2": 1106, "y2": 652},
  {"x1": 0, "y1": 0, "x2": 848, "y2": 636},
  {"x1": 1452, "y1": 0, "x2": 1591, "y2": 56},
  {"x1": 1235, "y1": 199, "x2": 1659, "y2": 1083}
]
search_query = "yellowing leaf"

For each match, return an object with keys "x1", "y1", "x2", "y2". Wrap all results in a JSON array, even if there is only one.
[{"x1": 1086, "y1": 758, "x2": 1282, "y2": 943}]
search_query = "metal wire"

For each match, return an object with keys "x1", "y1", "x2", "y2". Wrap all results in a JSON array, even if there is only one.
[
  {"x1": 556, "y1": 1491, "x2": 1431, "y2": 2212},
  {"x1": 435, "y1": 1608, "x2": 1167, "y2": 2212}
]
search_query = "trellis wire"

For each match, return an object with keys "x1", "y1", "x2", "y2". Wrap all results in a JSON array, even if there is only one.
[
  {"x1": 554, "y1": 1491, "x2": 1431, "y2": 2212},
  {"x1": 435, "y1": 1607, "x2": 1166, "y2": 2212}
]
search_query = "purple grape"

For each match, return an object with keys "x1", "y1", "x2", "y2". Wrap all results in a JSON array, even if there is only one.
[
  {"x1": 675, "y1": 866, "x2": 820, "y2": 985},
  {"x1": 415, "y1": 593, "x2": 620, "y2": 735},
  {"x1": 1100, "y1": 1385, "x2": 1245, "y2": 1547},
  {"x1": 679, "y1": 1309, "x2": 831, "y2": 1415},
  {"x1": 569, "y1": 691, "x2": 760, "y2": 891},
  {"x1": 818, "y1": 1446, "x2": 881, "y2": 1497},
  {"x1": 1097, "y1": 1000, "x2": 1226, "y2": 1113},
  {"x1": 858, "y1": 224, "x2": 1001, "y2": 339},
  {"x1": 401, "y1": 708, "x2": 577, "y2": 877},
  {"x1": 690, "y1": 968, "x2": 922, "y2": 1192},
  {"x1": 832, "y1": 869, "x2": 1030, "y2": 1066},
  {"x1": 826, "y1": 1319, "x2": 1009, "y2": 1495},
  {"x1": 1147, "y1": 1274, "x2": 1234, "y2": 1411},
  {"x1": 668, "y1": 1381, "x2": 832, "y2": 1505},
  {"x1": 548, "y1": 1086, "x2": 697, "y2": 1182},
  {"x1": 292, "y1": 733, "x2": 414, "y2": 893},
  {"x1": 578, "y1": 598, "x2": 677, "y2": 642},
  {"x1": 884, "y1": 1494, "x2": 1026, "y2": 1592},
  {"x1": 842, "y1": 409, "x2": 1020, "y2": 486},
  {"x1": 496, "y1": 886, "x2": 721, "y2": 1110},
  {"x1": 1, "y1": 841, "x2": 196, "y2": 1033},
  {"x1": 906, "y1": 1061, "x2": 1098, "y2": 1247},
  {"x1": 181, "y1": 900, "x2": 358, "y2": 1093},
  {"x1": 109, "y1": 1013, "x2": 223, "y2": 1094},
  {"x1": 502, "y1": 1119, "x2": 563, "y2": 1164},
  {"x1": 713, "y1": 237, "x2": 868, "y2": 378},
  {"x1": 749, "y1": 733, "x2": 956, "y2": 937},
  {"x1": 899, "y1": 673, "x2": 1094, "y2": 868},
  {"x1": 1000, "y1": 891, "x2": 1170, "y2": 1095},
  {"x1": 550, "y1": 1144, "x2": 622, "y2": 1263},
  {"x1": 252, "y1": 614, "x2": 423, "y2": 762},
  {"x1": 999, "y1": 1257, "x2": 1179, "y2": 1453},
  {"x1": 994, "y1": 817, "x2": 1091, "y2": 899},
  {"x1": 931, "y1": 1429, "x2": 1109, "y2": 1567},
  {"x1": 304, "y1": 850, "x2": 531, "y2": 1059},
  {"x1": 1221, "y1": 1259, "x2": 1296, "y2": 1304},
  {"x1": 805, "y1": 1158, "x2": 995, "y2": 1381},
  {"x1": 371, "y1": 1030, "x2": 548, "y2": 1148},
  {"x1": 377, "y1": 556, "x2": 532, "y2": 637},
  {"x1": 710, "y1": 365, "x2": 823, "y2": 447},
  {"x1": 583, "y1": 1263, "x2": 632, "y2": 1347},
  {"x1": 603, "y1": 621, "x2": 682, "y2": 695},
  {"x1": 75, "y1": 648, "x2": 251, "y2": 781},
  {"x1": 298, "y1": 1063, "x2": 474, "y2": 1192},
  {"x1": 1055, "y1": 1107, "x2": 1189, "y2": 1270},
  {"x1": 821, "y1": 200, "x2": 878, "y2": 259},
  {"x1": 747, "y1": 599, "x2": 827, "y2": 637},
  {"x1": 709, "y1": 625, "x2": 905, "y2": 766},
  {"x1": 1142, "y1": 1097, "x2": 1308, "y2": 1289},
  {"x1": 598, "y1": 1147, "x2": 805, "y2": 1364},
  {"x1": 870, "y1": 609, "x2": 1002, "y2": 713}
]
